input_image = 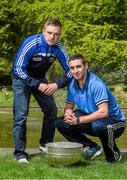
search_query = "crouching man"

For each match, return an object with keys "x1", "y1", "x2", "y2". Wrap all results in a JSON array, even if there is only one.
[{"x1": 56, "y1": 53, "x2": 126, "y2": 163}]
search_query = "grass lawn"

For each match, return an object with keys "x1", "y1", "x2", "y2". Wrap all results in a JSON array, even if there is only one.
[{"x1": 0, "y1": 152, "x2": 127, "y2": 179}]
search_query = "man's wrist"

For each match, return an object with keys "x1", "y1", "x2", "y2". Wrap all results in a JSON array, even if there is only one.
[
  {"x1": 76, "y1": 117, "x2": 80, "y2": 124},
  {"x1": 65, "y1": 109, "x2": 73, "y2": 114}
]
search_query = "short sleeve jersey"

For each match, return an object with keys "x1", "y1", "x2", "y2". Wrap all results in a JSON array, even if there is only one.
[{"x1": 67, "y1": 71, "x2": 125, "y2": 122}]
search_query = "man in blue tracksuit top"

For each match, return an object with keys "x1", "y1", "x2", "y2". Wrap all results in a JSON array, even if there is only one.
[
  {"x1": 56, "y1": 53, "x2": 126, "y2": 163},
  {"x1": 12, "y1": 18, "x2": 72, "y2": 163}
]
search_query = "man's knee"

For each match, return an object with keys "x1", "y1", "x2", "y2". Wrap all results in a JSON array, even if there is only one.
[
  {"x1": 55, "y1": 116, "x2": 64, "y2": 128},
  {"x1": 92, "y1": 121, "x2": 106, "y2": 135},
  {"x1": 43, "y1": 105, "x2": 57, "y2": 118}
]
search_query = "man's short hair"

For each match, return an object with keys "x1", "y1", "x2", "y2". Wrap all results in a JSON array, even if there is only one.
[
  {"x1": 44, "y1": 17, "x2": 62, "y2": 29},
  {"x1": 69, "y1": 53, "x2": 87, "y2": 65}
]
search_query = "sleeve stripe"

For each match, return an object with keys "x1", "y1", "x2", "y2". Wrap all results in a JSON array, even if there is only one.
[
  {"x1": 66, "y1": 100, "x2": 74, "y2": 104},
  {"x1": 56, "y1": 42, "x2": 72, "y2": 78},
  {"x1": 15, "y1": 37, "x2": 41, "y2": 79},
  {"x1": 96, "y1": 99, "x2": 109, "y2": 106}
]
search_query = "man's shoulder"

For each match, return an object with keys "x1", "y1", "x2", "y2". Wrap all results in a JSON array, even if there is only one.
[
  {"x1": 55, "y1": 41, "x2": 66, "y2": 51},
  {"x1": 23, "y1": 34, "x2": 42, "y2": 44},
  {"x1": 55, "y1": 41, "x2": 63, "y2": 47},
  {"x1": 68, "y1": 78, "x2": 75, "y2": 88},
  {"x1": 89, "y1": 72, "x2": 106, "y2": 89},
  {"x1": 89, "y1": 72, "x2": 104, "y2": 83},
  {"x1": 53, "y1": 41, "x2": 68, "y2": 59}
]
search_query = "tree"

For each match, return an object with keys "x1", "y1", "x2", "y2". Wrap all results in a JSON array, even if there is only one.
[{"x1": 0, "y1": 0, "x2": 127, "y2": 85}]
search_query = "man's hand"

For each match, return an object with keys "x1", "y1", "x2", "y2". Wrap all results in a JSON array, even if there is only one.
[
  {"x1": 43, "y1": 83, "x2": 58, "y2": 95},
  {"x1": 38, "y1": 83, "x2": 58, "y2": 95},
  {"x1": 64, "y1": 110, "x2": 78, "y2": 125},
  {"x1": 64, "y1": 109, "x2": 73, "y2": 117},
  {"x1": 38, "y1": 83, "x2": 48, "y2": 93}
]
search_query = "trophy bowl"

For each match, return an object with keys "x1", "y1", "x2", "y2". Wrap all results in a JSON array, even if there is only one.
[{"x1": 45, "y1": 141, "x2": 83, "y2": 167}]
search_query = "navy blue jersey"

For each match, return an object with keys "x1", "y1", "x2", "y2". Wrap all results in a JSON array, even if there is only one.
[{"x1": 12, "y1": 34, "x2": 72, "y2": 89}]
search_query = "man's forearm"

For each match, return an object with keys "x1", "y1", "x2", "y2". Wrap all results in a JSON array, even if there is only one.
[{"x1": 64, "y1": 103, "x2": 74, "y2": 114}]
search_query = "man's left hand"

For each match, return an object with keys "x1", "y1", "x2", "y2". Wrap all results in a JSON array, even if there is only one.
[{"x1": 43, "y1": 83, "x2": 58, "y2": 95}]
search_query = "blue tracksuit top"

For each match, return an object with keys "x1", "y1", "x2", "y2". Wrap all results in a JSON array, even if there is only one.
[{"x1": 12, "y1": 33, "x2": 72, "y2": 89}]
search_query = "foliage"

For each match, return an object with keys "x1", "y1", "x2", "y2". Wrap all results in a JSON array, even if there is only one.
[
  {"x1": 0, "y1": 84, "x2": 127, "y2": 108},
  {"x1": 0, "y1": 0, "x2": 127, "y2": 85},
  {"x1": 0, "y1": 59, "x2": 11, "y2": 78}
]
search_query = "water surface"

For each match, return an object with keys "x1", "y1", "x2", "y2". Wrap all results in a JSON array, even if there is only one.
[{"x1": 0, "y1": 107, "x2": 127, "y2": 149}]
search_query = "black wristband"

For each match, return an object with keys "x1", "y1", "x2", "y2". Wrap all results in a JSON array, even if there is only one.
[{"x1": 76, "y1": 117, "x2": 80, "y2": 124}]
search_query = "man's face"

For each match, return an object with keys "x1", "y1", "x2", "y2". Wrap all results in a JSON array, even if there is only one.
[
  {"x1": 69, "y1": 59, "x2": 88, "y2": 80},
  {"x1": 43, "y1": 25, "x2": 61, "y2": 45}
]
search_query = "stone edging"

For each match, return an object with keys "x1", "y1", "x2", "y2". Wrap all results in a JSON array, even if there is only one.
[{"x1": 0, "y1": 148, "x2": 127, "y2": 154}]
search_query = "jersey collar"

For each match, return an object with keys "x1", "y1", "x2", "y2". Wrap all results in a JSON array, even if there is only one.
[{"x1": 74, "y1": 71, "x2": 90, "y2": 89}]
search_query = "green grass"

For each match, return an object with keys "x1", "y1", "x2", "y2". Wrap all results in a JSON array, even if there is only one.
[{"x1": 0, "y1": 152, "x2": 127, "y2": 179}]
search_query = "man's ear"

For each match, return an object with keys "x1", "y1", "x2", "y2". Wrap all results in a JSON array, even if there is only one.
[
  {"x1": 85, "y1": 63, "x2": 89, "y2": 69},
  {"x1": 43, "y1": 28, "x2": 45, "y2": 33}
]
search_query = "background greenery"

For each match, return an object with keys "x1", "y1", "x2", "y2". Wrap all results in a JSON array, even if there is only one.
[
  {"x1": 0, "y1": 0, "x2": 127, "y2": 86},
  {"x1": 0, "y1": 2, "x2": 127, "y2": 177},
  {"x1": 0, "y1": 84, "x2": 127, "y2": 108}
]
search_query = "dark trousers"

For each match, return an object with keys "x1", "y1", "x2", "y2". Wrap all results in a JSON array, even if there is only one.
[
  {"x1": 12, "y1": 77, "x2": 57, "y2": 159},
  {"x1": 56, "y1": 110, "x2": 125, "y2": 162}
]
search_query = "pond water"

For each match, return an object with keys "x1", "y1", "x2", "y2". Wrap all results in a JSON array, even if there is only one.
[{"x1": 0, "y1": 107, "x2": 127, "y2": 149}]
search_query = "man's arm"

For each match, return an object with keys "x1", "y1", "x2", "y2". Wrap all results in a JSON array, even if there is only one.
[
  {"x1": 55, "y1": 43, "x2": 72, "y2": 89},
  {"x1": 63, "y1": 103, "x2": 75, "y2": 125},
  {"x1": 65, "y1": 102, "x2": 109, "y2": 125},
  {"x1": 41, "y1": 43, "x2": 72, "y2": 95},
  {"x1": 79, "y1": 102, "x2": 109, "y2": 124},
  {"x1": 13, "y1": 35, "x2": 43, "y2": 90},
  {"x1": 64, "y1": 103, "x2": 74, "y2": 114}
]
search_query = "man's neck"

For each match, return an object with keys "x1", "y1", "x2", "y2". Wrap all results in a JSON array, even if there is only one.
[{"x1": 78, "y1": 74, "x2": 86, "y2": 88}]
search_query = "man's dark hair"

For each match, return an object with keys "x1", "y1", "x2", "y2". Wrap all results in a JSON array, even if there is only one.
[
  {"x1": 44, "y1": 17, "x2": 62, "y2": 29},
  {"x1": 69, "y1": 53, "x2": 87, "y2": 65}
]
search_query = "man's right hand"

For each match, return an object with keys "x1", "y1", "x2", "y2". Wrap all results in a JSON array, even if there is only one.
[
  {"x1": 64, "y1": 109, "x2": 73, "y2": 117},
  {"x1": 64, "y1": 109, "x2": 78, "y2": 125}
]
